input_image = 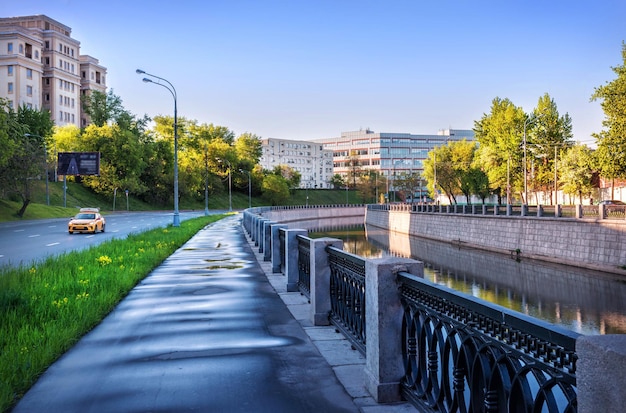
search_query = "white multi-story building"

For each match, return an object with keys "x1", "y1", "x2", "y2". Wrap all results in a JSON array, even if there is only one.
[
  {"x1": 260, "y1": 138, "x2": 334, "y2": 189},
  {"x1": 0, "y1": 15, "x2": 106, "y2": 127},
  {"x1": 315, "y1": 128, "x2": 475, "y2": 196}
]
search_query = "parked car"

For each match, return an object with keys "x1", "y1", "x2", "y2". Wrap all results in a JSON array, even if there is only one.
[
  {"x1": 68, "y1": 208, "x2": 106, "y2": 234},
  {"x1": 598, "y1": 200, "x2": 626, "y2": 205}
]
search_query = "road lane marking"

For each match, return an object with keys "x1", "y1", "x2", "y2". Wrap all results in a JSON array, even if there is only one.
[
  {"x1": 46, "y1": 243, "x2": 60, "y2": 247},
  {"x1": 28, "y1": 234, "x2": 41, "y2": 238},
  {"x1": 14, "y1": 229, "x2": 25, "y2": 232}
]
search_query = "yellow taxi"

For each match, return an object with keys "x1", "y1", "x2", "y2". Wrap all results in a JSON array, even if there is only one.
[{"x1": 68, "y1": 208, "x2": 106, "y2": 234}]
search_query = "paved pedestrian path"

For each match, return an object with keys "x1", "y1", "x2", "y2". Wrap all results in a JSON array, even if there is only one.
[{"x1": 13, "y1": 214, "x2": 416, "y2": 413}]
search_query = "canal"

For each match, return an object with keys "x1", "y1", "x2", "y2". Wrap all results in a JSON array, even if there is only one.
[{"x1": 309, "y1": 224, "x2": 626, "y2": 335}]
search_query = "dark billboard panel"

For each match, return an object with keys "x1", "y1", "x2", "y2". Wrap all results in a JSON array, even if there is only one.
[{"x1": 58, "y1": 152, "x2": 100, "y2": 176}]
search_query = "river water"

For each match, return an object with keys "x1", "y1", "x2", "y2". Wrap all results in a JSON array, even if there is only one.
[{"x1": 309, "y1": 225, "x2": 626, "y2": 335}]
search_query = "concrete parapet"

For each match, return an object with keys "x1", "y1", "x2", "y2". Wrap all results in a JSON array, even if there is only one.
[
  {"x1": 270, "y1": 224, "x2": 287, "y2": 272},
  {"x1": 284, "y1": 229, "x2": 307, "y2": 292},
  {"x1": 364, "y1": 257, "x2": 424, "y2": 403},
  {"x1": 263, "y1": 221, "x2": 276, "y2": 261},
  {"x1": 577, "y1": 335, "x2": 626, "y2": 413}
]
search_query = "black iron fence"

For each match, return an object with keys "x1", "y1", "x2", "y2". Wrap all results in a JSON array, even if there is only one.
[
  {"x1": 327, "y1": 246, "x2": 366, "y2": 355},
  {"x1": 368, "y1": 202, "x2": 625, "y2": 220},
  {"x1": 296, "y1": 234, "x2": 311, "y2": 299},
  {"x1": 398, "y1": 271, "x2": 579, "y2": 413}
]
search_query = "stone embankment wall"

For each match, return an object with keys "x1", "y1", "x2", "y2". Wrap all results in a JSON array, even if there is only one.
[
  {"x1": 259, "y1": 206, "x2": 365, "y2": 230},
  {"x1": 365, "y1": 208, "x2": 626, "y2": 274}
]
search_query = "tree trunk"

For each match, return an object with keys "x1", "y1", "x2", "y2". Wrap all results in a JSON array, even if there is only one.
[{"x1": 17, "y1": 199, "x2": 31, "y2": 218}]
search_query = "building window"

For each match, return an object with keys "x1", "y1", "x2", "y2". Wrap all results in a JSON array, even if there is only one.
[
  {"x1": 8, "y1": 83, "x2": 13, "y2": 93},
  {"x1": 7, "y1": 66, "x2": 13, "y2": 76},
  {"x1": 26, "y1": 86, "x2": 32, "y2": 96},
  {"x1": 26, "y1": 69, "x2": 33, "y2": 79},
  {"x1": 8, "y1": 42, "x2": 13, "y2": 53},
  {"x1": 35, "y1": 50, "x2": 39, "y2": 59},
  {"x1": 45, "y1": 41, "x2": 50, "y2": 49},
  {"x1": 19, "y1": 44, "x2": 24, "y2": 54}
]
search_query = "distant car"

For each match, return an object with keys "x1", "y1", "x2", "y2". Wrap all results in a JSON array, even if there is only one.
[
  {"x1": 68, "y1": 208, "x2": 106, "y2": 234},
  {"x1": 598, "y1": 200, "x2": 626, "y2": 205}
]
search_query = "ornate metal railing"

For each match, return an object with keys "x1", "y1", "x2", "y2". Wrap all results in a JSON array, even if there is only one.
[
  {"x1": 296, "y1": 235, "x2": 311, "y2": 299},
  {"x1": 398, "y1": 272, "x2": 579, "y2": 413},
  {"x1": 368, "y1": 202, "x2": 625, "y2": 220},
  {"x1": 327, "y1": 246, "x2": 366, "y2": 355}
]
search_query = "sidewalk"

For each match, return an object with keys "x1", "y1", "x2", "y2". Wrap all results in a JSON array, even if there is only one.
[{"x1": 13, "y1": 214, "x2": 416, "y2": 413}]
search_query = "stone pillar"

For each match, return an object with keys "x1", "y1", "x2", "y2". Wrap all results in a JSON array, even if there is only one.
[
  {"x1": 271, "y1": 224, "x2": 287, "y2": 272},
  {"x1": 577, "y1": 335, "x2": 626, "y2": 413},
  {"x1": 364, "y1": 257, "x2": 424, "y2": 403},
  {"x1": 309, "y1": 237, "x2": 343, "y2": 326},
  {"x1": 576, "y1": 204, "x2": 584, "y2": 219},
  {"x1": 284, "y1": 229, "x2": 307, "y2": 292},
  {"x1": 537, "y1": 205, "x2": 544, "y2": 217},
  {"x1": 263, "y1": 221, "x2": 276, "y2": 261},
  {"x1": 257, "y1": 218, "x2": 268, "y2": 251},
  {"x1": 521, "y1": 204, "x2": 528, "y2": 216}
]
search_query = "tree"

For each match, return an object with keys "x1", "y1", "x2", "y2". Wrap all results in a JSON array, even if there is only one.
[
  {"x1": 356, "y1": 170, "x2": 386, "y2": 203},
  {"x1": 346, "y1": 150, "x2": 362, "y2": 188},
  {"x1": 330, "y1": 174, "x2": 344, "y2": 189},
  {"x1": 527, "y1": 94, "x2": 573, "y2": 204},
  {"x1": 422, "y1": 140, "x2": 477, "y2": 204},
  {"x1": 262, "y1": 174, "x2": 289, "y2": 205},
  {"x1": 473, "y1": 98, "x2": 526, "y2": 204},
  {"x1": 393, "y1": 171, "x2": 421, "y2": 203},
  {"x1": 0, "y1": 105, "x2": 54, "y2": 216},
  {"x1": 560, "y1": 144, "x2": 594, "y2": 204},
  {"x1": 273, "y1": 165, "x2": 301, "y2": 190},
  {"x1": 591, "y1": 42, "x2": 626, "y2": 197}
]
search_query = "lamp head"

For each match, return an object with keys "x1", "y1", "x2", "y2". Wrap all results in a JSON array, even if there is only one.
[
  {"x1": 136, "y1": 69, "x2": 145, "y2": 74},
  {"x1": 142, "y1": 78, "x2": 153, "y2": 83}
]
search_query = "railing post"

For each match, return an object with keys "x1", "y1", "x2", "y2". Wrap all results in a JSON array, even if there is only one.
[
  {"x1": 537, "y1": 205, "x2": 544, "y2": 217},
  {"x1": 577, "y1": 335, "x2": 626, "y2": 413},
  {"x1": 271, "y1": 224, "x2": 287, "y2": 272},
  {"x1": 576, "y1": 204, "x2": 583, "y2": 219},
  {"x1": 364, "y1": 257, "x2": 424, "y2": 403},
  {"x1": 263, "y1": 221, "x2": 277, "y2": 261},
  {"x1": 284, "y1": 229, "x2": 307, "y2": 292},
  {"x1": 309, "y1": 237, "x2": 343, "y2": 326},
  {"x1": 521, "y1": 204, "x2": 528, "y2": 216},
  {"x1": 556, "y1": 204, "x2": 562, "y2": 217}
]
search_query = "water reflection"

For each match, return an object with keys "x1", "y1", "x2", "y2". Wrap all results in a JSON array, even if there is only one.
[{"x1": 309, "y1": 225, "x2": 626, "y2": 335}]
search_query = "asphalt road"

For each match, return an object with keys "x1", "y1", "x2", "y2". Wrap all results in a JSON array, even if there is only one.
[{"x1": 0, "y1": 210, "x2": 218, "y2": 269}]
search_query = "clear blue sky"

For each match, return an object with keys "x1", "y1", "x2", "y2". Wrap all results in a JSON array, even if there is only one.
[{"x1": 5, "y1": 1, "x2": 625, "y2": 144}]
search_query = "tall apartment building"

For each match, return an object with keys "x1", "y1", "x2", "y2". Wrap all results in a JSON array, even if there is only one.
[
  {"x1": 0, "y1": 15, "x2": 106, "y2": 127},
  {"x1": 260, "y1": 138, "x2": 334, "y2": 189},
  {"x1": 315, "y1": 128, "x2": 475, "y2": 196}
]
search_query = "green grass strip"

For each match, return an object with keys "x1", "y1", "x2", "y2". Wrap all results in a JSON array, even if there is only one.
[{"x1": 0, "y1": 214, "x2": 228, "y2": 412}]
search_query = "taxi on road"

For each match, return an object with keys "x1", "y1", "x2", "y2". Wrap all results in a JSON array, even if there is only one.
[{"x1": 68, "y1": 208, "x2": 106, "y2": 234}]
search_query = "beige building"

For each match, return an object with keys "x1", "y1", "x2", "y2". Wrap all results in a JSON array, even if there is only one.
[
  {"x1": 0, "y1": 15, "x2": 106, "y2": 127},
  {"x1": 260, "y1": 138, "x2": 334, "y2": 189}
]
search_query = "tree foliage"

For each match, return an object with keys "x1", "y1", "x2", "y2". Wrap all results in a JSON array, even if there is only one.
[{"x1": 592, "y1": 42, "x2": 626, "y2": 194}]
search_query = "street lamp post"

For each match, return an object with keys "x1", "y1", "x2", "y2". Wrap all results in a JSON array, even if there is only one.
[
  {"x1": 136, "y1": 69, "x2": 180, "y2": 227},
  {"x1": 219, "y1": 159, "x2": 232, "y2": 212},
  {"x1": 204, "y1": 144, "x2": 209, "y2": 216},
  {"x1": 25, "y1": 133, "x2": 49, "y2": 206},
  {"x1": 240, "y1": 169, "x2": 251, "y2": 208}
]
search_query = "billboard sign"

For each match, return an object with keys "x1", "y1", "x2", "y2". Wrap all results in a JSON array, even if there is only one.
[{"x1": 58, "y1": 152, "x2": 100, "y2": 176}]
